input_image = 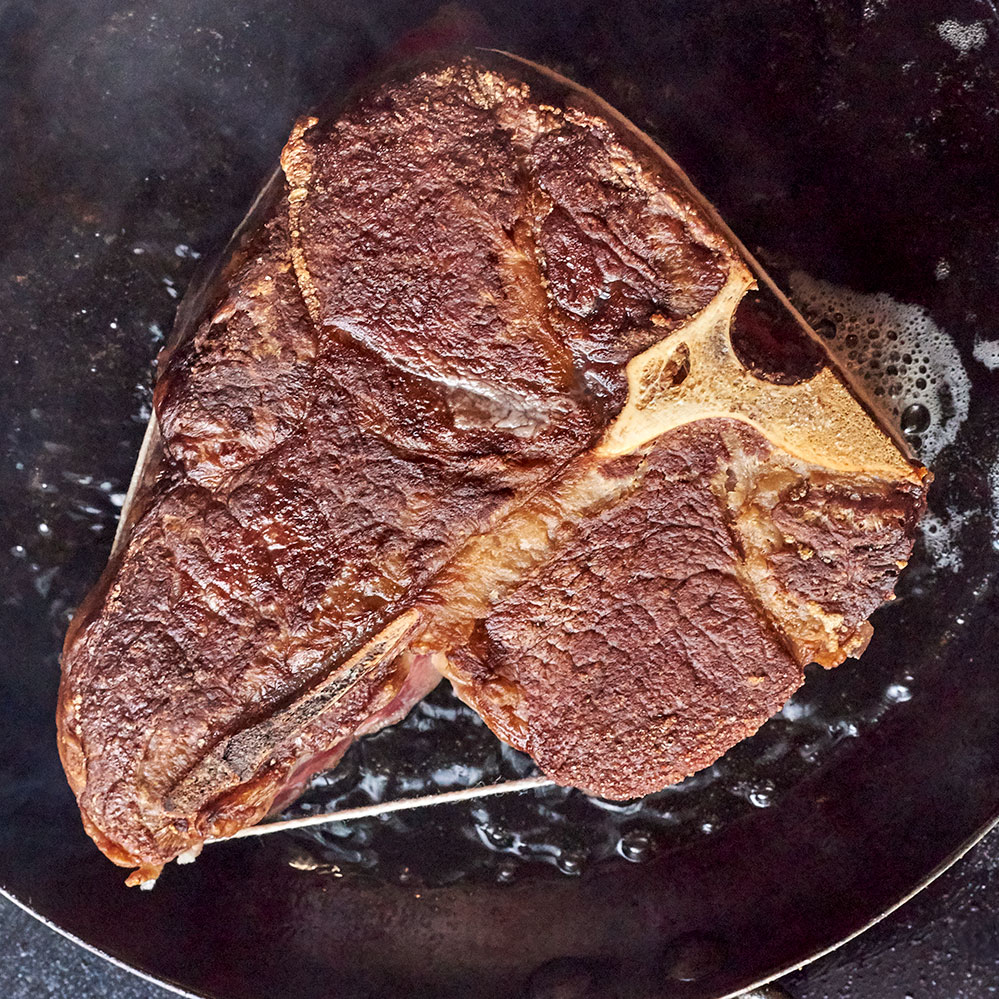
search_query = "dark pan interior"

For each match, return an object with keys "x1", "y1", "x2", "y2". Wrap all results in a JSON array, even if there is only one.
[{"x1": 3, "y1": 2, "x2": 999, "y2": 997}]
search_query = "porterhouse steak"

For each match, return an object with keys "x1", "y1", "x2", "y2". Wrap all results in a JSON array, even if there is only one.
[{"x1": 57, "y1": 51, "x2": 928, "y2": 883}]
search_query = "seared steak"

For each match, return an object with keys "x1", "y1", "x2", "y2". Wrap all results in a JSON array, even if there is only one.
[{"x1": 57, "y1": 51, "x2": 927, "y2": 883}]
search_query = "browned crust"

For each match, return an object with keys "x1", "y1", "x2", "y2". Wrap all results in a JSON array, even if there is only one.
[{"x1": 58, "y1": 50, "x2": 928, "y2": 878}]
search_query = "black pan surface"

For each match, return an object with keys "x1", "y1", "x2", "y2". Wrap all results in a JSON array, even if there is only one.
[{"x1": 2, "y1": 2, "x2": 999, "y2": 998}]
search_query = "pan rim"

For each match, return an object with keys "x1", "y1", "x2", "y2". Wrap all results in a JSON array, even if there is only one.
[{"x1": 4, "y1": 807, "x2": 999, "y2": 999}]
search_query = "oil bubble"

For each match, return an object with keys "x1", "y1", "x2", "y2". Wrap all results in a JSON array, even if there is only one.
[
  {"x1": 496, "y1": 859, "x2": 518, "y2": 884},
  {"x1": 619, "y1": 829, "x2": 655, "y2": 863},
  {"x1": 886, "y1": 684, "x2": 913, "y2": 703},
  {"x1": 901, "y1": 403, "x2": 931, "y2": 436}
]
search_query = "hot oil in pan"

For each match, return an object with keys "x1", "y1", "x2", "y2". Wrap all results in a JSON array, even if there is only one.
[
  {"x1": 279, "y1": 673, "x2": 910, "y2": 885},
  {"x1": 274, "y1": 282, "x2": 984, "y2": 887},
  {"x1": 789, "y1": 273, "x2": 974, "y2": 571},
  {"x1": 7, "y1": 249, "x2": 985, "y2": 887},
  {"x1": 4, "y1": 247, "x2": 981, "y2": 889}
]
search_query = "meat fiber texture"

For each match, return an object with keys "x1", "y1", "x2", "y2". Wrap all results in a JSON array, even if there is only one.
[{"x1": 57, "y1": 51, "x2": 928, "y2": 883}]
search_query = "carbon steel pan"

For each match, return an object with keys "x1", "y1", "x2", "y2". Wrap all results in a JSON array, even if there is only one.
[{"x1": 2, "y1": 2, "x2": 998, "y2": 998}]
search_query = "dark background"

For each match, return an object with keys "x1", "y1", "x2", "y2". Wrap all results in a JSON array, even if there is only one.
[{"x1": 3, "y1": 0, "x2": 999, "y2": 996}]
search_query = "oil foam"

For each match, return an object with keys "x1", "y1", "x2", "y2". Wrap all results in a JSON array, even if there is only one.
[{"x1": 787, "y1": 273, "x2": 969, "y2": 466}]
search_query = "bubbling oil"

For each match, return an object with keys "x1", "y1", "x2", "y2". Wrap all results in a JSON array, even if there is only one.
[
  {"x1": 788, "y1": 272, "x2": 970, "y2": 465},
  {"x1": 282, "y1": 639, "x2": 925, "y2": 886}
]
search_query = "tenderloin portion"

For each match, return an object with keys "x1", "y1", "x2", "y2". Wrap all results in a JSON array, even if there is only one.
[
  {"x1": 58, "y1": 50, "x2": 927, "y2": 883},
  {"x1": 436, "y1": 421, "x2": 924, "y2": 799}
]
